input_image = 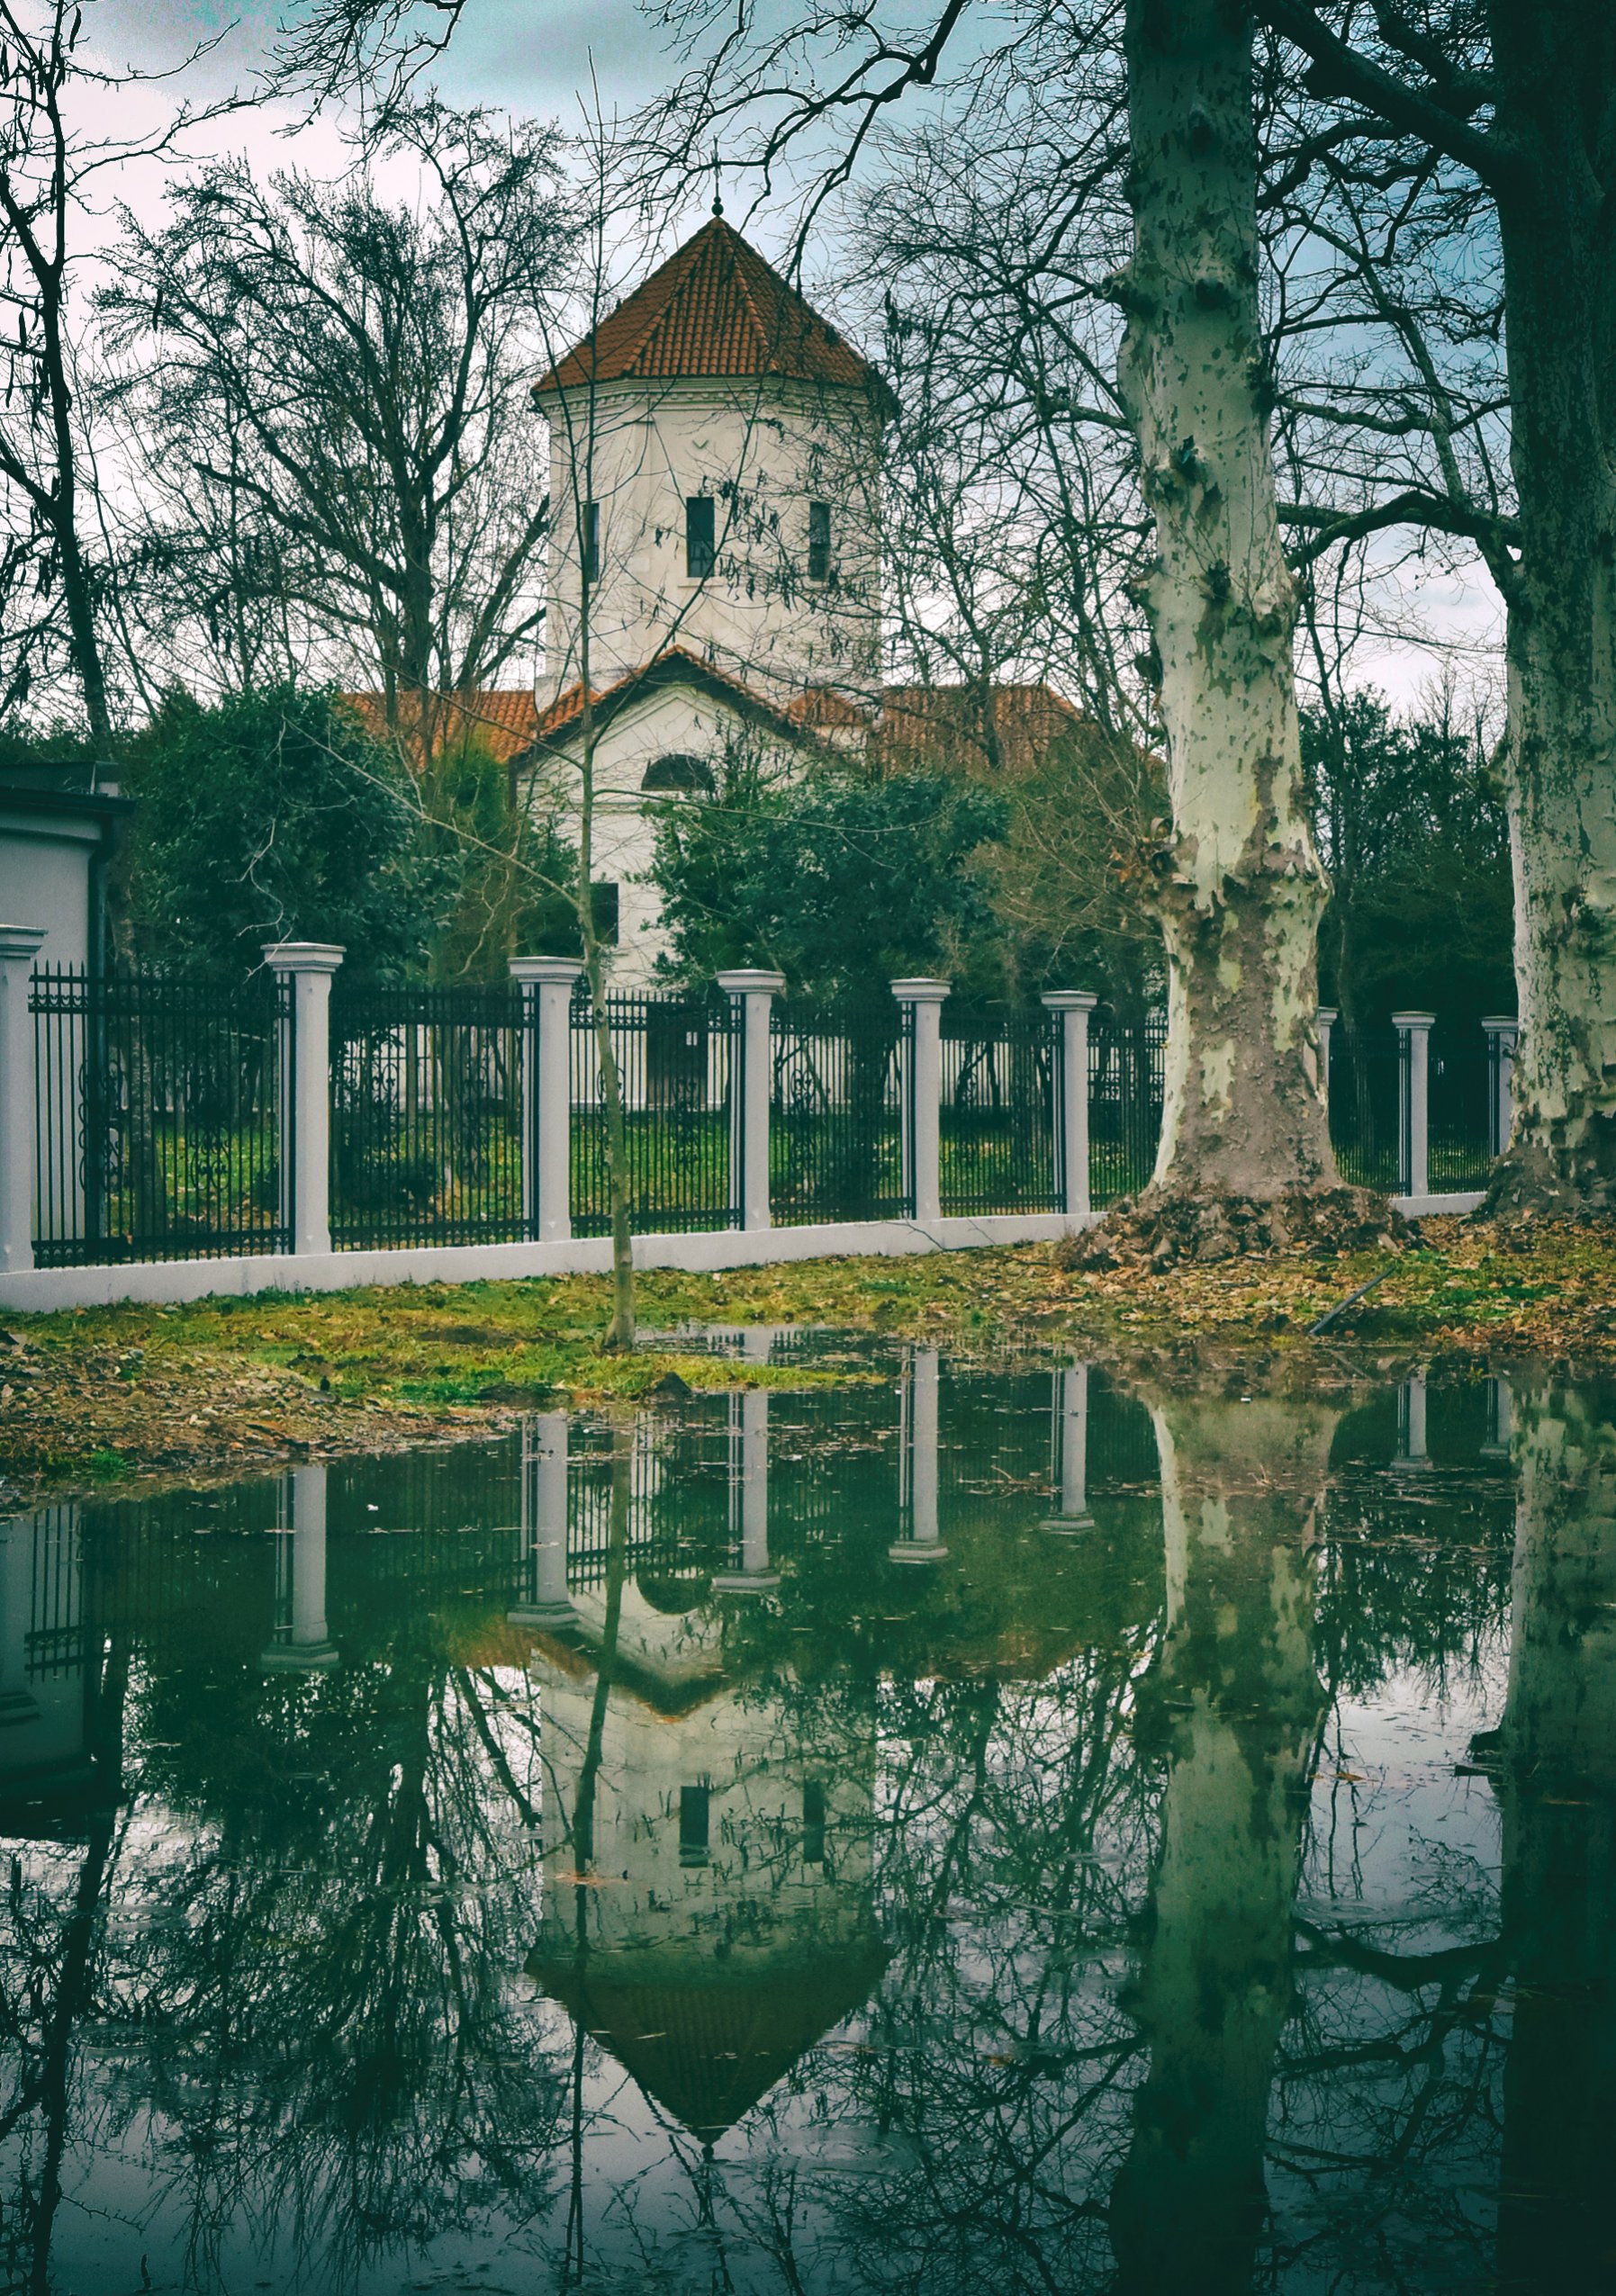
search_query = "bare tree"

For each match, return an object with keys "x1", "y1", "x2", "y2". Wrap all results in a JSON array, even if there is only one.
[
  {"x1": 99, "y1": 96, "x2": 571, "y2": 733},
  {"x1": 0, "y1": 0, "x2": 240, "y2": 743}
]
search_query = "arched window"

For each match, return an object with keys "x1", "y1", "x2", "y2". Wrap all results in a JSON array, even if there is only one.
[{"x1": 641, "y1": 752, "x2": 715, "y2": 794}]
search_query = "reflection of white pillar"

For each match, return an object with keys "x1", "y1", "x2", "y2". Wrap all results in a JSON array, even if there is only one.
[
  {"x1": 890, "y1": 1346, "x2": 948, "y2": 1563},
  {"x1": 1481, "y1": 1374, "x2": 1514, "y2": 1461},
  {"x1": 0, "y1": 1512, "x2": 40, "y2": 1725},
  {"x1": 510, "y1": 1411, "x2": 575, "y2": 1626},
  {"x1": 1396, "y1": 1374, "x2": 1431, "y2": 1472},
  {"x1": 1046, "y1": 1364, "x2": 1096, "y2": 1534},
  {"x1": 261, "y1": 1465, "x2": 339, "y2": 1670},
  {"x1": 717, "y1": 1385, "x2": 779, "y2": 1591}
]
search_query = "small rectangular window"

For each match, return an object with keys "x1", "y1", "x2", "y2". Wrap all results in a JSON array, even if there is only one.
[
  {"x1": 807, "y1": 500, "x2": 831, "y2": 583},
  {"x1": 588, "y1": 881, "x2": 619, "y2": 948},
  {"x1": 802, "y1": 1780, "x2": 826, "y2": 1866},
  {"x1": 680, "y1": 1783, "x2": 710, "y2": 1865},
  {"x1": 580, "y1": 500, "x2": 600, "y2": 590},
  {"x1": 685, "y1": 494, "x2": 716, "y2": 580}
]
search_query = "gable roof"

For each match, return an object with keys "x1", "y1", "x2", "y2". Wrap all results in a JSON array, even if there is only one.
[
  {"x1": 535, "y1": 217, "x2": 878, "y2": 397},
  {"x1": 531, "y1": 646, "x2": 827, "y2": 756}
]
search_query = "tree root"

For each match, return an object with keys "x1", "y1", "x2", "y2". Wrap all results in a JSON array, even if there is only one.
[{"x1": 1058, "y1": 1185, "x2": 1406, "y2": 1273}]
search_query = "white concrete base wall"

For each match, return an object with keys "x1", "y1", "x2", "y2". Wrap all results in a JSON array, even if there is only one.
[{"x1": 0, "y1": 1194, "x2": 1484, "y2": 1315}]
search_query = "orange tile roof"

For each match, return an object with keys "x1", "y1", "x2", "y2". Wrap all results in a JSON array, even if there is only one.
[
  {"x1": 535, "y1": 217, "x2": 878, "y2": 396},
  {"x1": 876, "y1": 682, "x2": 1086, "y2": 777},
  {"x1": 788, "y1": 685, "x2": 873, "y2": 729},
  {"x1": 339, "y1": 688, "x2": 540, "y2": 769}
]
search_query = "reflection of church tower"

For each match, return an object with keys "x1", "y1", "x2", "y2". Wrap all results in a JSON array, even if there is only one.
[
  {"x1": 523, "y1": 1408, "x2": 886, "y2": 2148},
  {"x1": 0, "y1": 1507, "x2": 118, "y2": 1831}
]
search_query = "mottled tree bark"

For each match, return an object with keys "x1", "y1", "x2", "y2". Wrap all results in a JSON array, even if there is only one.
[
  {"x1": 1486, "y1": 7, "x2": 1616, "y2": 1213},
  {"x1": 1119, "y1": 0, "x2": 1338, "y2": 1221},
  {"x1": 1109, "y1": 1388, "x2": 1332, "y2": 2291}
]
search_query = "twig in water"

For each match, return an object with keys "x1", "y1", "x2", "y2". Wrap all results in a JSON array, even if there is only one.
[{"x1": 1307, "y1": 1265, "x2": 1395, "y2": 1337}]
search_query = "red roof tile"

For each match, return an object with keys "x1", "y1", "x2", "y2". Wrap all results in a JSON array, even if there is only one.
[
  {"x1": 532, "y1": 646, "x2": 821, "y2": 752},
  {"x1": 339, "y1": 689, "x2": 540, "y2": 769},
  {"x1": 535, "y1": 218, "x2": 877, "y2": 396},
  {"x1": 876, "y1": 683, "x2": 1086, "y2": 776}
]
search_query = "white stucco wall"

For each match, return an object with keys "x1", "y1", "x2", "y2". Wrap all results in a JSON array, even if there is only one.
[
  {"x1": 541, "y1": 375, "x2": 882, "y2": 706},
  {"x1": 527, "y1": 680, "x2": 808, "y2": 986},
  {"x1": 0, "y1": 803, "x2": 104, "y2": 972}
]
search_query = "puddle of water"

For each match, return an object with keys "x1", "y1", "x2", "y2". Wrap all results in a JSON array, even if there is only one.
[{"x1": 1, "y1": 1355, "x2": 1601, "y2": 2292}]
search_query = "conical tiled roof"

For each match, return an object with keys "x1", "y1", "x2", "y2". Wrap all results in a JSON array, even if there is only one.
[
  {"x1": 531, "y1": 1941, "x2": 888, "y2": 2142},
  {"x1": 535, "y1": 218, "x2": 877, "y2": 395}
]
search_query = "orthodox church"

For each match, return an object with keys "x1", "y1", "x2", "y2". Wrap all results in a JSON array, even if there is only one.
[{"x1": 519, "y1": 212, "x2": 1080, "y2": 984}]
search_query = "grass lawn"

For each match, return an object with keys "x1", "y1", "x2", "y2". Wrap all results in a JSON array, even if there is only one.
[{"x1": 3, "y1": 1214, "x2": 1611, "y2": 1503}]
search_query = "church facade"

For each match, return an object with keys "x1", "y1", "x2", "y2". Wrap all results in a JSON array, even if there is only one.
[{"x1": 522, "y1": 213, "x2": 889, "y2": 982}]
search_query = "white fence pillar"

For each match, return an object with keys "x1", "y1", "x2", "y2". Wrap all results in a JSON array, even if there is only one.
[
  {"x1": 1393, "y1": 1011, "x2": 1434, "y2": 1199},
  {"x1": 511, "y1": 958, "x2": 583, "y2": 1243},
  {"x1": 1482, "y1": 1015, "x2": 1519, "y2": 1160},
  {"x1": 1046, "y1": 1363, "x2": 1095, "y2": 1534},
  {"x1": 892, "y1": 978, "x2": 950, "y2": 1224},
  {"x1": 510, "y1": 1410, "x2": 574, "y2": 1627},
  {"x1": 890, "y1": 1346, "x2": 948, "y2": 1563},
  {"x1": 0, "y1": 928, "x2": 45, "y2": 1277},
  {"x1": 717, "y1": 969, "x2": 783, "y2": 1230},
  {"x1": 1316, "y1": 1006, "x2": 1337, "y2": 1099},
  {"x1": 1042, "y1": 991, "x2": 1097, "y2": 1220},
  {"x1": 265, "y1": 942, "x2": 344, "y2": 1257}
]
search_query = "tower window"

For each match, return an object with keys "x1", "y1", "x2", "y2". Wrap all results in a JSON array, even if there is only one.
[
  {"x1": 580, "y1": 500, "x2": 600, "y2": 590},
  {"x1": 807, "y1": 500, "x2": 831, "y2": 582},
  {"x1": 680, "y1": 1783, "x2": 710, "y2": 1865},
  {"x1": 802, "y1": 1780, "x2": 826, "y2": 1865},
  {"x1": 685, "y1": 494, "x2": 716, "y2": 579}
]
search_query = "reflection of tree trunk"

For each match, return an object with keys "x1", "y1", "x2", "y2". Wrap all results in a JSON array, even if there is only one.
[
  {"x1": 1109, "y1": 1392, "x2": 1332, "y2": 2296},
  {"x1": 26, "y1": 1643, "x2": 127, "y2": 2296},
  {"x1": 1490, "y1": 1383, "x2": 1616, "y2": 2295},
  {"x1": 570, "y1": 1431, "x2": 630, "y2": 1878}
]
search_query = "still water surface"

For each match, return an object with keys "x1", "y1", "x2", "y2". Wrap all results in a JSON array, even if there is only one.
[{"x1": 0, "y1": 1346, "x2": 1605, "y2": 2293}]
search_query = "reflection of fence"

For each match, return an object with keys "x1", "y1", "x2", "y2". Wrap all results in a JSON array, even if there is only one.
[
  {"x1": 770, "y1": 995, "x2": 914, "y2": 1224},
  {"x1": 331, "y1": 983, "x2": 528, "y2": 1248},
  {"x1": 1088, "y1": 1011, "x2": 1166, "y2": 1205},
  {"x1": 939, "y1": 1005, "x2": 1060, "y2": 1216},
  {"x1": 570, "y1": 981, "x2": 736, "y2": 1236},
  {"x1": 31, "y1": 967, "x2": 289, "y2": 1265}
]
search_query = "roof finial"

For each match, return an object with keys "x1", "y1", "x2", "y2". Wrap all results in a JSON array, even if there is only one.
[{"x1": 711, "y1": 148, "x2": 724, "y2": 219}]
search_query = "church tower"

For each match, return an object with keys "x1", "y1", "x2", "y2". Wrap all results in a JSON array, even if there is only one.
[{"x1": 533, "y1": 215, "x2": 885, "y2": 709}]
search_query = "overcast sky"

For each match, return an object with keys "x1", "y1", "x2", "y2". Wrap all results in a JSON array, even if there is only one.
[{"x1": 83, "y1": 0, "x2": 1502, "y2": 712}]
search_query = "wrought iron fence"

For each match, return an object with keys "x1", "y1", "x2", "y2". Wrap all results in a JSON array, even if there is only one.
[
  {"x1": 1329, "y1": 1024, "x2": 1406, "y2": 1193},
  {"x1": 939, "y1": 1004, "x2": 1061, "y2": 1215},
  {"x1": 31, "y1": 966, "x2": 289, "y2": 1265},
  {"x1": 1088, "y1": 1010, "x2": 1166, "y2": 1205},
  {"x1": 569, "y1": 980, "x2": 736, "y2": 1235},
  {"x1": 1429, "y1": 1026, "x2": 1495, "y2": 1193},
  {"x1": 330, "y1": 983, "x2": 528, "y2": 1248},
  {"x1": 769, "y1": 995, "x2": 915, "y2": 1223}
]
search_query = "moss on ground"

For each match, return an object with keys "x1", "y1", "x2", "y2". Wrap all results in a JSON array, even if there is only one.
[{"x1": 2, "y1": 1215, "x2": 1609, "y2": 1502}]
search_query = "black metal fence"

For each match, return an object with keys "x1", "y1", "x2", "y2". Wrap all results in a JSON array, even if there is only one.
[
  {"x1": 1429, "y1": 1026, "x2": 1495, "y2": 1193},
  {"x1": 570, "y1": 980, "x2": 736, "y2": 1235},
  {"x1": 30, "y1": 967, "x2": 290, "y2": 1266},
  {"x1": 1329, "y1": 1025, "x2": 1405, "y2": 1193},
  {"x1": 769, "y1": 995, "x2": 914, "y2": 1224},
  {"x1": 1088, "y1": 1010, "x2": 1167, "y2": 1205},
  {"x1": 330, "y1": 983, "x2": 529, "y2": 1249},
  {"x1": 939, "y1": 1004, "x2": 1061, "y2": 1215}
]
